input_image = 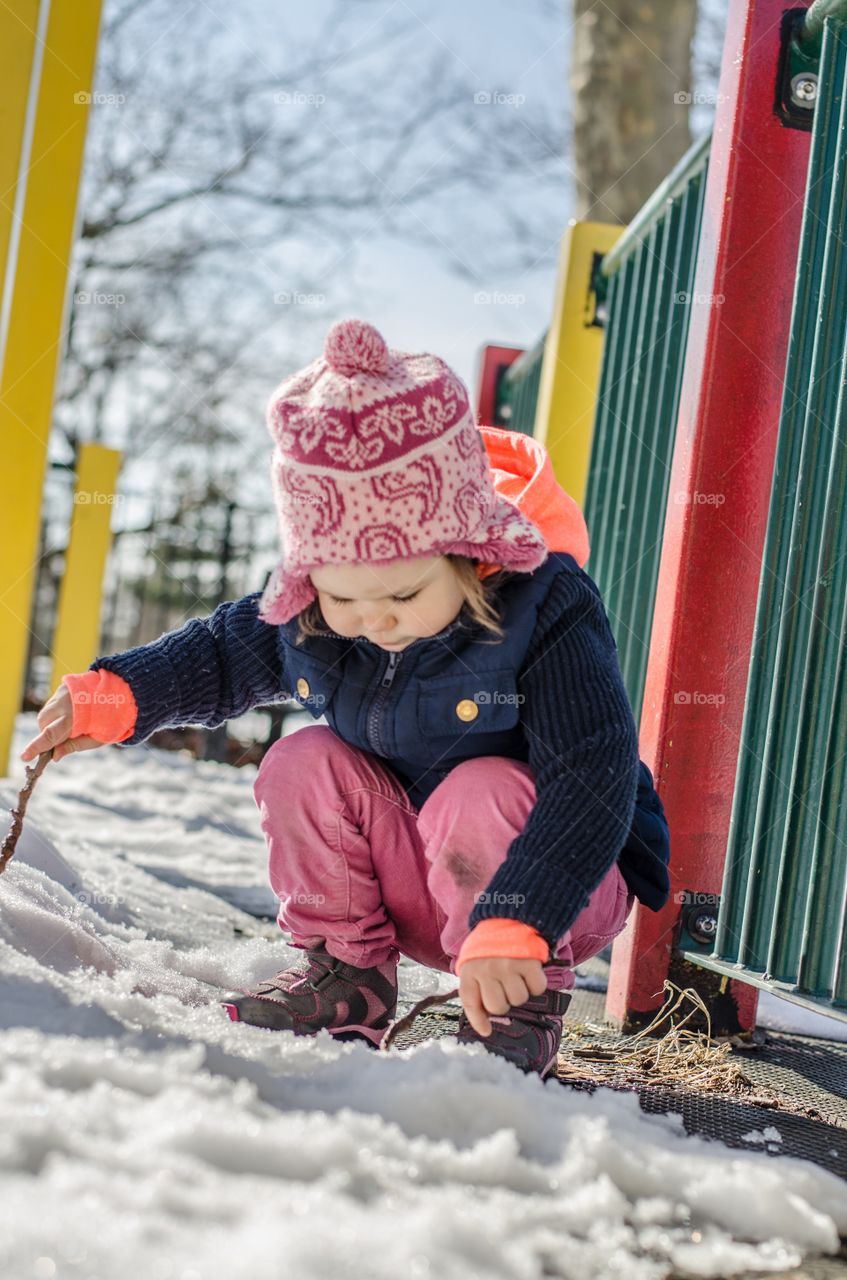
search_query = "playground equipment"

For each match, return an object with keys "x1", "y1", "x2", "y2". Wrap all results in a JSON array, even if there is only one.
[
  {"x1": 1, "y1": 0, "x2": 119, "y2": 776},
  {"x1": 50, "y1": 444, "x2": 122, "y2": 689},
  {"x1": 708, "y1": 6, "x2": 847, "y2": 1013},
  {"x1": 476, "y1": 222, "x2": 620, "y2": 507},
  {"x1": 587, "y1": 135, "x2": 709, "y2": 722},
  {"x1": 479, "y1": 0, "x2": 847, "y2": 1032}
]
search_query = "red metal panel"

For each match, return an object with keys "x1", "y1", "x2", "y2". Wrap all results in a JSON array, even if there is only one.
[
  {"x1": 474, "y1": 344, "x2": 523, "y2": 426},
  {"x1": 607, "y1": 0, "x2": 814, "y2": 1030}
]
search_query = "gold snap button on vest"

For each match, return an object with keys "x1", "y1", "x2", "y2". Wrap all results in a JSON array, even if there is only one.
[
  {"x1": 296, "y1": 677, "x2": 310, "y2": 698},
  {"x1": 455, "y1": 698, "x2": 479, "y2": 722}
]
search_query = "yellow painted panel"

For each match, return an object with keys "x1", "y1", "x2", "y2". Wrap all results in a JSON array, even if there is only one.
[
  {"x1": 51, "y1": 444, "x2": 121, "y2": 688},
  {"x1": 534, "y1": 221, "x2": 623, "y2": 507},
  {"x1": 0, "y1": 0, "x2": 104, "y2": 775},
  {"x1": 0, "y1": 2, "x2": 42, "y2": 327}
]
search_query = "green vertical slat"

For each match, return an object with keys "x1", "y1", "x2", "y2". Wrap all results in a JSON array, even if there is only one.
[
  {"x1": 604, "y1": 222, "x2": 663, "y2": 661},
  {"x1": 715, "y1": 18, "x2": 847, "y2": 976},
  {"x1": 798, "y1": 540, "x2": 847, "y2": 999},
  {"x1": 500, "y1": 334, "x2": 546, "y2": 435},
  {"x1": 583, "y1": 136, "x2": 709, "y2": 714},
  {"x1": 765, "y1": 31, "x2": 847, "y2": 988},
  {"x1": 626, "y1": 168, "x2": 708, "y2": 717},
  {"x1": 613, "y1": 215, "x2": 672, "y2": 699},
  {"x1": 584, "y1": 263, "x2": 627, "y2": 563},
  {"x1": 795, "y1": 506, "x2": 847, "y2": 1000},
  {"x1": 592, "y1": 251, "x2": 648, "y2": 594},
  {"x1": 518, "y1": 353, "x2": 543, "y2": 434}
]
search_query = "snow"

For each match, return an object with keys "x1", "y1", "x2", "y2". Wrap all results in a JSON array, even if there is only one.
[
  {"x1": 755, "y1": 989, "x2": 847, "y2": 1042},
  {"x1": 741, "y1": 1128, "x2": 784, "y2": 1149},
  {"x1": 1, "y1": 712, "x2": 846, "y2": 1280}
]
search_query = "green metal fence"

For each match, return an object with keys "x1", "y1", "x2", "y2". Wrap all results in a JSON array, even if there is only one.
[
  {"x1": 496, "y1": 331, "x2": 546, "y2": 435},
  {"x1": 582, "y1": 132, "x2": 710, "y2": 720},
  {"x1": 701, "y1": 13, "x2": 847, "y2": 1020}
]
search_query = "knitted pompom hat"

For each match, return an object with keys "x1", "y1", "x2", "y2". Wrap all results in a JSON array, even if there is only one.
[{"x1": 258, "y1": 317, "x2": 549, "y2": 625}]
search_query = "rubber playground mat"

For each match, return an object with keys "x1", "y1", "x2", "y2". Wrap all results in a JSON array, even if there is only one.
[{"x1": 391, "y1": 955, "x2": 847, "y2": 1275}]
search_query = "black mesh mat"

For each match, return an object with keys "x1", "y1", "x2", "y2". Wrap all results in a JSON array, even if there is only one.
[
  {"x1": 389, "y1": 986, "x2": 847, "y2": 1273},
  {"x1": 390, "y1": 986, "x2": 847, "y2": 1183}
]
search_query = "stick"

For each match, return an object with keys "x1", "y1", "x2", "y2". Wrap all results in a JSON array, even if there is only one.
[
  {"x1": 0, "y1": 748, "x2": 54, "y2": 875},
  {"x1": 381, "y1": 987, "x2": 460, "y2": 1050}
]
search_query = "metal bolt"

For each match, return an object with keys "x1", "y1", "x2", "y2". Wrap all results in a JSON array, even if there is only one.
[
  {"x1": 791, "y1": 73, "x2": 819, "y2": 107},
  {"x1": 688, "y1": 906, "x2": 718, "y2": 945}
]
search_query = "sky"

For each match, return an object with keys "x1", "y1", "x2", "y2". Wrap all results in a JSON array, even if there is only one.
[
  {"x1": 292, "y1": 0, "x2": 574, "y2": 388},
  {"x1": 262, "y1": 0, "x2": 565, "y2": 389},
  {"x1": 103, "y1": 0, "x2": 721, "y2": 392}
]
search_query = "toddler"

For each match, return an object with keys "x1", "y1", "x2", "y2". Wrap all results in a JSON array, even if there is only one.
[{"x1": 21, "y1": 318, "x2": 670, "y2": 1080}]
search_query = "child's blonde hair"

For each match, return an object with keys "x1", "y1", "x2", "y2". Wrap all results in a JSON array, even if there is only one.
[{"x1": 294, "y1": 555, "x2": 517, "y2": 646}]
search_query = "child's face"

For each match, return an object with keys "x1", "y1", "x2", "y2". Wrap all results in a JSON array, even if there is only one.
[{"x1": 310, "y1": 556, "x2": 466, "y2": 650}]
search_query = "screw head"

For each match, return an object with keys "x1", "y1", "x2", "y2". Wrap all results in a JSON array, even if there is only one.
[
  {"x1": 791, "y1": 72, "x2": 818, "y2": 107},
  {"x1": 688, "y1": 906, "x2": 718, "y2": 945}
]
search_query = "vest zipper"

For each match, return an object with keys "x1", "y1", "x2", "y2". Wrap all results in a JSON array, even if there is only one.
[
  {"x1": 318, "y1": 608, "x2": 468, "y2": 649},
  {"x1": 366, "y1": 651, "x2": 402, "y2": 754}
]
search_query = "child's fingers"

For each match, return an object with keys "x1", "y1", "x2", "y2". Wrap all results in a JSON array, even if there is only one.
[
  {"x1": 36, "y1": 687, "x2": 70, "y2": 728},
  {"x1": 525, "y1": 965, "x2": 548, "y2": 998},
  {"x1": 459, "y1": 977, "x2": 492, "y2": 1037},
  {"x1": 503, "y1": 975, "x2": 531, "y2": 1008},
  {"x1": 53, "y1": 735, "x2": 103, "y2": 762},
  {"x1": 20, "y1": 718, "x2": 69, "y2": 762},
  {"x1": 479, "y1": 977, "x2": 511, "y2": 1018},
  {"x1": 458, "y1": 961, "x2": 550, "y2": 1037},
  {"x1": 22, "y1": 687, "x2": 75, "y2": 761}
]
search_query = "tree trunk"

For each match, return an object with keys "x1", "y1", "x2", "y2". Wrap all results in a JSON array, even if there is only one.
[{"x1": 570, "y1": 0, "x2": 698, "y2": 224}]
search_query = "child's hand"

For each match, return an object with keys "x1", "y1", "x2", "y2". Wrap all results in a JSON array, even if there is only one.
[
  {"x1": 458, "y1": 956, "x2": 548, "y2": 1037},
  {"x1": 19, "y1": 685, "x2": 103, "y2": 764}
]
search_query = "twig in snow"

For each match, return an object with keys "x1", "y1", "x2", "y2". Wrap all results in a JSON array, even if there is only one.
[{"x1": 0, "y1": 748, "x2": 54, "y2": 875}]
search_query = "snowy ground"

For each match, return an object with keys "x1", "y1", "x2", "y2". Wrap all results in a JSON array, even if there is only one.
[{"x1": 1, "y1": 712, "x2": 846, "y2": 1280}]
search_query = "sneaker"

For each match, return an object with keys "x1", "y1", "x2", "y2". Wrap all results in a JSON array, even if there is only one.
[
  {"x1": 455, "y1": 975, "x2": 572, "y2": 1078},
  {"x1": 221, "y1": 945, "x2": 398, "y2": 1046}
]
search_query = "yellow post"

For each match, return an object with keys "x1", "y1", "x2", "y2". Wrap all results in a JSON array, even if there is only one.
[
  {"x1": 0, "y1": 1, "x2": 41, "y2": 319},
  {"x1": 51, "y1": 444, "x2": 122, "y2": 690},
  {"x1": 0, "y1": 0, "x2": 104, "y2": 775},
  {"x1": 533, "y1": 220, "x2": 623, "y2": 507}
]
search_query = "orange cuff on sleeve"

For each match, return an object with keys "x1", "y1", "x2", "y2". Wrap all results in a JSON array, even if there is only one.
[
  {"x1": 455, "y1": 918, "x2": 550, "y2": 973},
  {"x1": 62, "y1": 670, "x2": 138, "y2": 744}
]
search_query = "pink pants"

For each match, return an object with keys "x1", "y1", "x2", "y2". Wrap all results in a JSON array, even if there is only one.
[{"x1": 253, "y1": 725, "x2": 635, "y2": 992}]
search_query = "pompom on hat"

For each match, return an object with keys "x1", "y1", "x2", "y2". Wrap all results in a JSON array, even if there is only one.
[{"x1": 257, "y1": 317, "x2": 551, "y2": 625}]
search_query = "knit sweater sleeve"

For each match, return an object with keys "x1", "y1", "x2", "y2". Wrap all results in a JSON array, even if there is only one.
[
  {"x1": 467, "y1": 561, "x2": 640, "y2": 948},
  {"x1": 87, "y1": 591, "x2": 291, "y2": 746}
]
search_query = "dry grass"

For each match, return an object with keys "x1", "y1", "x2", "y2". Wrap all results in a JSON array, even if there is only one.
[{"x1": 557, "y1": 980, "x2": 779, "y2": 1103}]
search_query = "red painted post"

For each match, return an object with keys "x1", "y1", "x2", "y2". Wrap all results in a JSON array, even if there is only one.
[
  {"x1": 607, "y1": 0, "x2": 816, "y2": 1033},
  {"x1": 473, "y1": 344, "x2": 523, "y2": 427}
]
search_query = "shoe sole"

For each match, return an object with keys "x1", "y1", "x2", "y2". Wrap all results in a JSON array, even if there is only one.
[{"x1": 221, "y1": 999, "x2": 388, "y2": 1047}]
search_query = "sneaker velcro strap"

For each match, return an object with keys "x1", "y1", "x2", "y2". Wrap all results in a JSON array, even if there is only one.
[
  {"x1": 548, "y1": 990, "x2": 573, "y2": 1015},
  {"x1": 310, "y1": 959, "x2": 344, "y2": 990}
]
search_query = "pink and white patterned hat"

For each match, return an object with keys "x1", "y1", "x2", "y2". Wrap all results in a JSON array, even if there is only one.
[{"x1": 257, "y1": 317, "x2": 549, "y2": 625}]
